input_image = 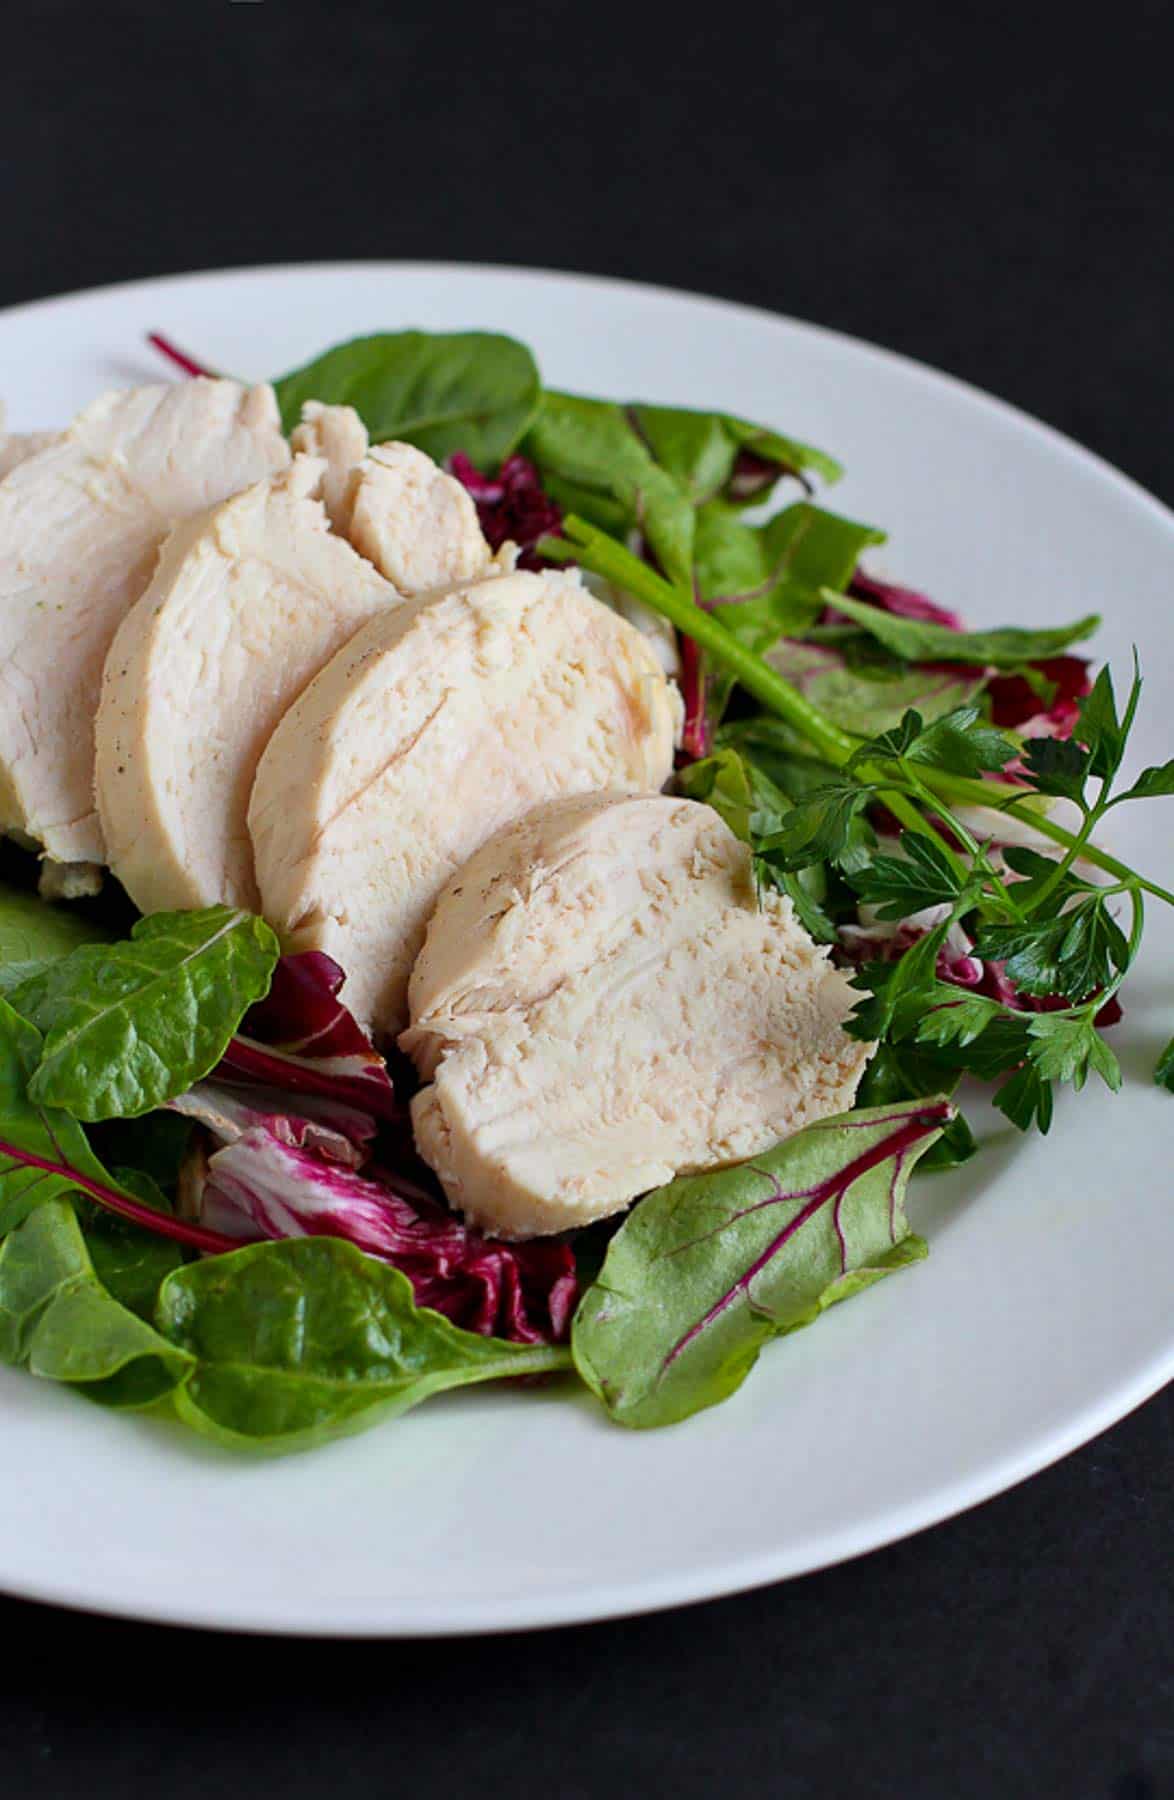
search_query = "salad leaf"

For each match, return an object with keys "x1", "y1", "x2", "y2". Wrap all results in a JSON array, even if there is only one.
[
  {"x1": 856, "y1": 705, "x2": 1021, "y2": 778},
  {"x1": 763, "y1": 637, "x2": 986, "y2": 737},
  {"x1": 695, "y1": 501, "x2": 885, "y2": 652},
  {"x1": 0, "y1": 996, "x2": 121, "y2": 1235},
  {"x1": 853, "y1": 1045, "x2": 977, "y2": 1170},
  {"x1": 825, "y1": 594, "x2": 1101, "y2": 669},
  {"x1": 187, "y1": 1126, "x2": 577, "y2": 1346},
  {"x1": 83, "y1": 1181, "x2": 186, "y2": 1321},
  {"x1": 0, "y1": 878, "x2": 114, "y2": 995},
  {"x1": 0, "y1": 1200, "x2": 192, "y2": 1407},
  {"x1": 21, "y1": 906, "x2": 279, "y2": 1121},
  {"x1": 272, "y1": 330, "x2": 541, "y2": 467},
  {"x1": 155, "y1": 1237, "x2": 572, "y2": 1452},
  {"x1": 1155, "y1": 1036, "x2": 1174, "y2": 1092},
  {"x1": 848, "y1": 833, "x2": 970, "y2": 920},
  {"x1": 572, "y1": 1100, "x2": 949, "y2": 1429},
  {"x1": 627, "y1": 404, "x2": 841, "y2": 502},
  {"x1": 523, "y1": 390, "x2": 695, "y2": 587}
]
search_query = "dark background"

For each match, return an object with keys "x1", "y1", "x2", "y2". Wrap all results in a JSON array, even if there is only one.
[{"x1": 3, "y1": 3, "x2": 1172, "y2": 1796}]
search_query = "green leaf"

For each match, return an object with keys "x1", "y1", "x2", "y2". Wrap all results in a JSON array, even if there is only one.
[
  {"x1": 83, "y1": 1176, "x2": 186, "y2": 1321},
  {"x1": 914, "y1": 991, "x2": 1003, "y2": 1049},
  {"x1": 845, "y1": 920, "x2": 954, "y2": 1043},
  {"x1": 1155, "y1": 1036, "x2": 1174, "y2": 1092},
  {"x1": 0, "y1": 879, "x2": 115, "y2": 994},
  {"x1": 848, "y1": 833, "x2": 969, "y2": 920},
  {"x1": 697, "y1": 502, "x2": 885, "y2": 654},
  {"x1": 825, "y1": 594, "x2": 1100, "y2": 668},
  {"x1": 1019, "y1": 735, "x2": 1091, "y2": 802},
  {"x1": 993, "y1": 1063, "x2": 1054, "y2": 1134},
  {"x1": 1025, "y1": 1012, "x2": 1122, "y2": 1093},
  {"x1": 0, "y1": 996, "x2": 122, "y2": 1235},
  {"x1": 856, "y1": 705, "x2": 1020, "y2": 778},
  {"x1": 155, "y1": 1237, "x2": 571, "y2": 1453},
  {"x1": 765, "y1": 637, "x2": 986, "y2": 738},
  {"x1": 755, "y1": 777, "x2": 877, "y2": 875},
  {"x1": 1075, "y1": 664, "x2": 1127, "y2": 782},
  {"x1": 524, "y1": 390, "x2": 695, "y2": 587},
  {"x1": 853, "y1": 1043, "x2": 978, "y2": 1170},
  {"x1": 572, "y1": 1100, "x2": 947, "y2": 1429},
  {"x1": 23, "y1": 906, "x2": 279, "y2": 1121},
  {"x1": 272, "y1": 330, "x2": 541, "y2": 468},
  {"x1": 977, "y1": 894, "x2": 1128, "y2": 1002},
  {"x1": 0, "y1": 1201, "x2": 192, "y2": 1407},
  {"x1": 1114, "y1": 760, "x2": 1174, "y2": 804}
]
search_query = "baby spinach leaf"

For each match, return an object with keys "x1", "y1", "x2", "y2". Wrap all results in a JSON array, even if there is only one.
[
  {"x1": 572, "y1": 1099, "x2": 948, "y2": 1429},
  {"x1": 524, "y1": 390, "x2": 695, "y2": 587},
  {"x1": 627, "y1": 404, "x2": 840, "y2": 503},
  {"x1": 0, "y1": 1200, "x2": 193, "y2": 1407},
  {"x1": 272, "y1": 330, "x2": 541, "y2": 467},
  {"x1": 827, "y1": 595, "x2": 1101, "y2": 668},
  {"x1": 0, "y1": 879, "x2": 114, "y2": 994},
  {"x1": 0, "y1": 997, "x2": 119, "y2": 1235},
  {"x1": 23, "y1": 906, "x2": 279, "y2": 1121},
  {"x1": 156, "y1": 1237, "x2": 572, "y2": 1453},
  {"x1": 82, "y1": 1176, "x2": 186, "y2": 1321}
]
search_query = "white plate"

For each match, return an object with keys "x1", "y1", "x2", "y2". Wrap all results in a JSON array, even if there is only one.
[{"x1": 1, "y1": 263, "x2": 1171, "y2": 1636}]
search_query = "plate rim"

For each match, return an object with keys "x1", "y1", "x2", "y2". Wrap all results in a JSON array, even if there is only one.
[{"x1": 0, "y1": 259, "x2": 1170, "y2": 1637}]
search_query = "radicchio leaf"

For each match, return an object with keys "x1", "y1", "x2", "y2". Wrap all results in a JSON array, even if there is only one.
[
  {"x1": 449, "y1": 452, "x2": 563, "y2": 570},
  {"x1": 188, "y1": 1128, "x2": 578, "y2": 1346},
  {"x1": 573, "y1": 1099, "x2": 949, "y2": 1428}
]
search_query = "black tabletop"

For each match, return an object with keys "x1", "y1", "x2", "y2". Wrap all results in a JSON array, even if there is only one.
[{"x1": 3, "y1": 4, "x2": 1172, "y2": 1796}]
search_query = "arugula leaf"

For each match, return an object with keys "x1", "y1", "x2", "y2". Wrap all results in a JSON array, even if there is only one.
[
  {"x1": 21, "y1": 906, "x2": 279, "y2": 1121},
  {"x1": 848, "y1": 833, "x2": 969, "y2": 920},
  {"x1": 0, "y1": 879, "x2": 115, "y2": 995},
  {"x1": 0, "y1": 1200, "x2": 193, "y2": 1407},
  {"x1": 524, "y1": 390, "x2": 695, "y2": 586},
  {"x1": 272, "y1": 330, "x2": 541, "y2": 467},
  {"x1": 572, "y1": 1100, "x2": 948, "y2": 1429},
  {"x1": 1155, "y1": 1036, "x2": 1174, "y2": 1092},
  {"x1": 825, "y1": 594, "x2": 1101, "y2": 668},
  {"x1": 764, "y1": 637, "x2": 986, "y2": 738},
  {"x1": 155, "y1": 1238, "x2": 571, "y2": 1452}
]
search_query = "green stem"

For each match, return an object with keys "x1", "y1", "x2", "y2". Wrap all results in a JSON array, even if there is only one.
[{"x1": 547, "y1": 519, "x2": 1174, "y2": 911}]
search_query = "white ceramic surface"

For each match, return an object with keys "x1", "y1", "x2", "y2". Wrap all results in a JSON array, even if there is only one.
[{"x1": 0, "y1": 264, "x2": 1171, "y2": 1636}]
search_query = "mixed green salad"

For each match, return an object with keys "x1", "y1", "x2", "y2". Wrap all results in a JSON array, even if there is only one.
[{"x1": 0, "y1": 325, "x2": 1170, "y2": 1454}]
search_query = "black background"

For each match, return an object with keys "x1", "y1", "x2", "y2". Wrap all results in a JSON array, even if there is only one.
[{"x1": 3, "y1": 4, "x2": 1173, "y2": 1796}]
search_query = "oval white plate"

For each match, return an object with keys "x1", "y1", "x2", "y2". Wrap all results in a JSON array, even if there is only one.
[{"x1": 1, "y1": 264, "x2": 1171, "y2": 1636}]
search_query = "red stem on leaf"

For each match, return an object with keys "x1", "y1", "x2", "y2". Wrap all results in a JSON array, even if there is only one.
[
  {"x1": 146, "y1": 332, "x2": 211, "y2": 379},
  {"x1": 678, "y1": 632, "x2": 712, "y2": 760},
  {"x1": 0, "y1": 1137, "x2": 239, "y2": 1256}
]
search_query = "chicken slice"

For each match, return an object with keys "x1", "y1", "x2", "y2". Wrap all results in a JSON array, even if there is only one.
[
  {"x1": 95, "y1": 456, "x2": 401, "y2": 915},
  {"x1": 0, "y1": 429, "x2": 57, "y2": 482},
  {"x1": 0, "y1": 380, "x2": 289, "y2": 866},
  {"x1": 345, "y1": 441, "x2": 507, "y2": 594},
  {"x1": 249, "y1": 568, "x2": 679, "y2": 1039},
  {"x1": 402, "y1": 794, "x2": 872, "y2": 1239},
  {"x1": 289, "y1": 401, "x2": 368, "y2": 532}
]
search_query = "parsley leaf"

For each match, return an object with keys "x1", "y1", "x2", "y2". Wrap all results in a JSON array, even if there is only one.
[
  {"x1": 1026, "y1": 1012, "x2": 1122, "y2": 1093},
  {"x1": 1019, "y1": 735, "x2": 1090, "y2": 802},
  {"x1": 852, "y1": 705, "x2": 1020, "y2": 779},
  {"x1": 994, "y1": 1063, "x2": 1055, "y2": 1134},
  {"x1": 848, "y1": 833, "x2": 971, "y2": 920},
  {"x1": 755, "y1": 778, "x2": 877, "y2": 874},
  {"x1": 1155, "y1": 1036, "x2": 1174, "y2": 1093}
]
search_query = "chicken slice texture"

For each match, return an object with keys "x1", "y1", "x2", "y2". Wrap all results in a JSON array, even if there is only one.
[
  {"x1": 402, "y1": 794, "x2": 872, "y2": 1239},
  {"x1": 0, "y1": 380, "x2": 289, "y2": 866},
  {"x1": 0, "y1": 429, "x2": 57, "y2": 482},
  {"x1": 289, "y1": 401, "x2": 368, "y2": 532},
  {"x1": 249, "y1": 567, "x2": 679, "y2": 1039},
  {"x1": 94, "y1": 455, "x2": 401, "y2": 915},
  {"x1": 345, "y1": 441, "x2": 507, "y2": 594}
]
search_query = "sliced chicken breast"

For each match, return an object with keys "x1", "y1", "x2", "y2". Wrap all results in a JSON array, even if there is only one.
[
  {"x1": 0, "y1": 429, "x2": 57, "y2": 483},
  {"x1": 345, "y1": 441, "x2": 507, "y2": 594},
  {"x1": 95, "y1": 456, "x2": 401, "y2": 915},
  {"x1": 289, "y1": 401, "x2": 368, "y2": 532},
  {"x1": 249, "y1": 568, "x2": 679, "y2": 1038},
  {"x1": 0, "y1": 380, "x2": 289, "y2": 866},
  {"x1": 403, "y1": 794, "x2": 872, "y2": 1239}
]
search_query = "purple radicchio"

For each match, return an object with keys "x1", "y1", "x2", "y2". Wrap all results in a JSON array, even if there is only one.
[{"x1": 449, "y1": 452, "x2": 563, "y2": 570}]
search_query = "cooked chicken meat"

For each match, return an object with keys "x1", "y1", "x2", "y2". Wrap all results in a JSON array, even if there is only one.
[
  {"x1": 0, "y1": 380, "x2": 288, "y2": 866},
  {"x1": 249, "y1": 568, "x2": 679, "y2": 1039},
  {"x1": 403, "y1": 794, "x2": 872, "y2": 1239},
  {"x1": 289, "y1": 401, "x2": 368, "y2": 532},
  {"x1": 0, "y1": 429, "x2": 57, "y2": 482},
  {"x1": 94, "y1": 456, "x2": 400, "y2": 915},
  {"x1": 345, "y1": 441, "x2": 508, "y2": 594}
]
